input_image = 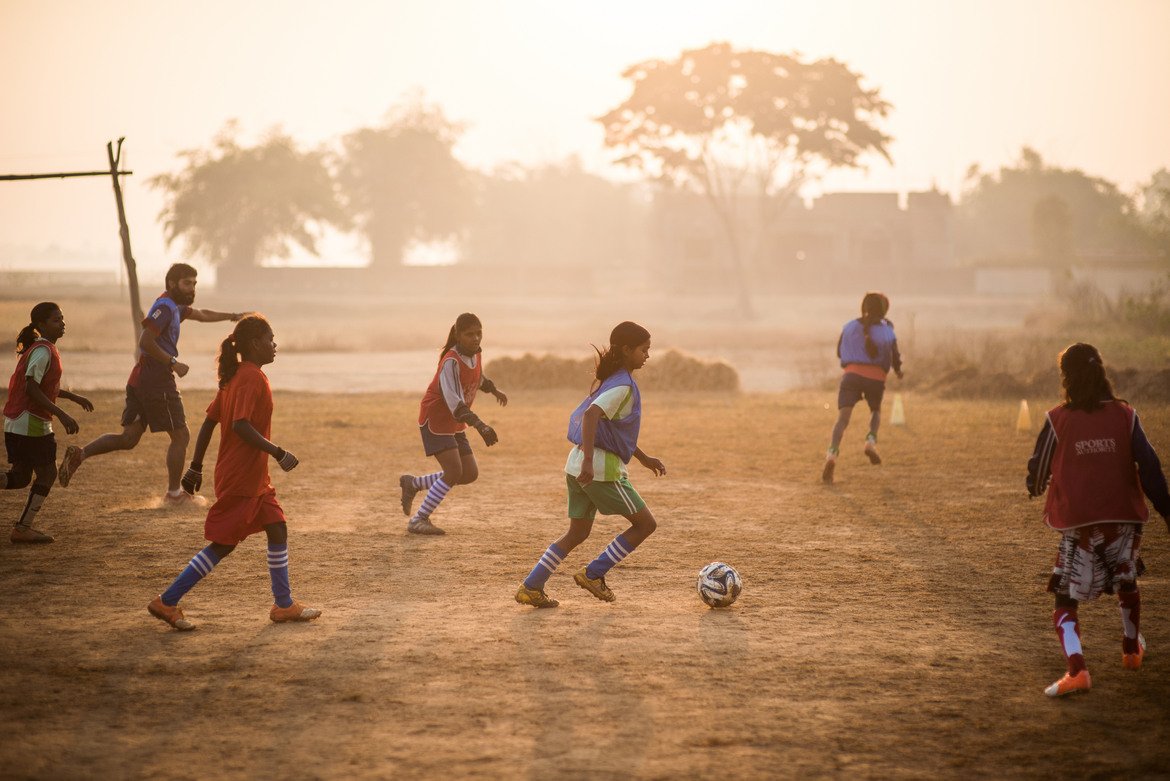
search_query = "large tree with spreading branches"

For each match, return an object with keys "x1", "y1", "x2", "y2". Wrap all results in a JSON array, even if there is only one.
[
  {"x1": 151, "y1": 123, "x2": 345, "y2": 268},
  {"x1": 598, "y1": 42, "x2": 892, "y2": 313}
]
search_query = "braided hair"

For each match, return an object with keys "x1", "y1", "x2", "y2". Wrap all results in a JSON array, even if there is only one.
[
  {"x1": 860, "y1": 292, "x2": 891, "y2": 360},
  {"x1": 15, "y1": 302, "x2": 61, "y2": 355},
  {"x1": 440, "y1": 313, "x2": 482, "y2": 361},
  {"x1": 216, "y1": 314, "x2": 271, "y2": 388},
  {"x1": 1059, "y1": 343, "x2": 1120, "y2": 412},
  {"x1": 592, "y1": 321, "x2": 651, "y2": 391}
]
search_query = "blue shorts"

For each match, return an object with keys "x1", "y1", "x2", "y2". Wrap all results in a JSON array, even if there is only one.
[
  {"x1": 837, "y1": 372, "x2": 886, "y2": 412},
  {"x1": 420, "y1": 424, "x2": 473, "y2": 458}
]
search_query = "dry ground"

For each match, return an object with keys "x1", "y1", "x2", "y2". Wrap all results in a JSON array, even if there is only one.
[{"x1": 2, "y1": 388, "x2": 1169, "y2": 780}]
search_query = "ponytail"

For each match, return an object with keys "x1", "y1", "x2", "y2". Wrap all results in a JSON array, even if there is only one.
[
  {"x1": 860, "y1": 292, "x2": 890, "y2": 360},
  {"x1": 15, "y1": 302, "x2": 60, "y2": 355},
  {"x1": 1059, "y1": 343, "x2": 1121, "y2": 412},
  {"x1": 439, "y1": 312, "x2": 482, "y2": 361},
  {"x1": 217, "y1": 314, "x2": 270, "y2": 388},
  {"x1": 591, "y1": 321, "x2": 651, "y2": 391}
]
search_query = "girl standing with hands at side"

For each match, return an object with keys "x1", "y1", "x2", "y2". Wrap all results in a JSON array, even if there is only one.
[
  {"x1": 3, "y1": 302, "x2": 92, "y2": 543},
  {"x1": 516, "y1": 321, "x2": 666, "y2": 608},
  {"x1": 822, "y1": 291, "x2": 903, "y2": 484},
  {"x1": 148, "y1": 315, "x2": 319, "y2": 630},
  {"x1": 400, "y1": 313, "x2": 507, "y2": 536},
  {"x1": 1027, "y1": 343, "x2": 1170, "y2": 697}
]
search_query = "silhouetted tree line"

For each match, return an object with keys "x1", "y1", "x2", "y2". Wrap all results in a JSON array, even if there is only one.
[{"x1": 151, "y1": 43, "x2": 1170, "y2": 297}]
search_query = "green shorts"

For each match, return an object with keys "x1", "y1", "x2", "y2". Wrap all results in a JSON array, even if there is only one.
[{"x1": 565, "y1": 474, "x2": 646, "y2": 520}]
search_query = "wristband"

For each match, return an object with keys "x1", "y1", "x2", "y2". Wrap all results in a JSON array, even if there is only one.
[{"x1": 274, "y1": 447, "x2": 286, "y2": 460}]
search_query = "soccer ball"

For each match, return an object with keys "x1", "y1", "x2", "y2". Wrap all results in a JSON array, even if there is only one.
[{"x1": 697, "y1": 562, "x2": 742, "y2": 608}]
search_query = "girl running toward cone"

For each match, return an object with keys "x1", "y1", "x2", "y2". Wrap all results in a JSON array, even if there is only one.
[
  {"x1": 516, "y1": 321, "x2": 666, "y2": 608},
  {"x1": 148, "y1": 315, "x2": 320, "y2": 630},
  {"x1": 822, "y1": 292, "x2": 903, "y2": 484},
  {"x1": 3, "y1": 302, "x2": 92, "y2": 543},
  {"x1": 1027, "y1": 343, "x2": 1170, "y2": 697},
  {"x1": 399, "y1": 313, "x2": 507, "y2": 535}
]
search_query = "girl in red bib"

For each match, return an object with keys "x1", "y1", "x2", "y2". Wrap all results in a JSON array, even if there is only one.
[
  {"x1": 399, "y1": 313, "x2": 507, "y2": 535},
  {"x1": 3, "y1": 302, "x2": 92, "y2": 543},
  {"x1": 1027, "y1": 343, "x2": 1170, "y2": 697}
]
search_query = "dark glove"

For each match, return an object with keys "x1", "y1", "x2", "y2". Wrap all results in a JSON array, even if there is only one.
[
  {"x1": 274, "y1": 447, "x2": 299, "y2": 472},
  {"x1": 181, "y1": 463, "x2": 202, "y2": 494},
  {"x1": 475, "y1": 422, "x2": 498, "y2": 447}
]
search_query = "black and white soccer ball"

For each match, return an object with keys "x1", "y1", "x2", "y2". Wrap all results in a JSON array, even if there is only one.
[{"x1": 697, "y1": 562, "x2": 742, "y2": 608}]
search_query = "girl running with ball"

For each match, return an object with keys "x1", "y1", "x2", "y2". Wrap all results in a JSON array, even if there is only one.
[
  {"x1": 516, "y1": 321, "x2": 666, "y2": 608},
  {"x1": 822, "y1": 291, "x2": 903, "y2": 484},
  {"x1": 148, "y1": 315, "x2": 320, "y2": 630},
  {"x1": 1027, "y1": 343, "x2": 1170, "y2": 697},
  {"x1": 399, "y1": 313, "x2": 507, "y2": 535}
]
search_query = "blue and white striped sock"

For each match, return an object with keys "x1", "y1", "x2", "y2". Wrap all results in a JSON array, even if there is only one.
[
  {"x1": 161, "y1": 546, "x2": 223, "y2": 606},
  {"x1": 268, "y1": 543, "x2": 293, "y2": 609},
  {"x1": 523, "y1": 543, "x2": 567, "y2": 590},
  {"x1": 412, "y1": 472, "x2": 443, "y2": 491},
  {"x1": 585, "y1": 532, "x2": 639, "y2": 580},
  {"x1": 411, "y1": 477, "x2": 452, "y2": 523}
]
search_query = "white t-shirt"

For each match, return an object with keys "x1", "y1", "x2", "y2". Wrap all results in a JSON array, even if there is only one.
[
  {"x1": 564, "y1": 383, "x2": 635, "y2": 481},
  {"x1": 3, "y1": 345, "x2": 53, "y2": 436}
]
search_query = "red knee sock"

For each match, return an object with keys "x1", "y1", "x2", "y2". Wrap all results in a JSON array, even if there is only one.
[
  {"x1": 1119, "y1": 588, "x2": 1141, "y2": 654},
  {"x1": 1053, "y1": 607, "x2": 1086, "y2": 675}
]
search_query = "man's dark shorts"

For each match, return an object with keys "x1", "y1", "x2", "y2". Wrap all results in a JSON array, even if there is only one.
[
  {"x1": 122, "y1": 384, "x2": 186, "y2": 432},
  {"x1": 5, "y1": 432, "x2": 57, "y2": 468},
  {"x1": 837, "y1": 372, "x2": 886, "y2": 412},
  {"x1": 420, "y1": 425, "x2": 473, "y2": 458}
]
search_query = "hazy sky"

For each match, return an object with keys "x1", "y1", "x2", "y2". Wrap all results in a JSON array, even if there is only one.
[{"x1": 2, "y1": 0, "x2": 1168, "y2": 272}]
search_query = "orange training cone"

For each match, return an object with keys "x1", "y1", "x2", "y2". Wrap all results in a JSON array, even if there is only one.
[
  {"x1": 890, "y1": 393, "x2": 906, "y2": 426},
  {"x1": 1016, "y1": 400, "x2": 1032, "y2": 433}
]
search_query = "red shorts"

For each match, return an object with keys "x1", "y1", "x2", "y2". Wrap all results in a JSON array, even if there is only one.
[{"x1": 204, "y1": 490, "x2": 286, "y2": 545}]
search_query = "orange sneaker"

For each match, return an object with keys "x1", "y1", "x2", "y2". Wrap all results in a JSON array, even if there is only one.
[
  {"x1": 270, "y1": 600, "x2": 322, "y2": 623},
  {"x1": 1123, "y1": 634, "x2": 1147, "y2": 671},
  {"x1": 10, "y1": 525, "x2": 54, "y2": 544},
  {"x1": 1044, "y1": 669, "x2": 1091, "y2": 697},
  {"x1": 147, "y1": 596, "x2": 195, "y2": 631},
  {"x1": 58, "y1": 445, "x2": 84, "y2": 487}
]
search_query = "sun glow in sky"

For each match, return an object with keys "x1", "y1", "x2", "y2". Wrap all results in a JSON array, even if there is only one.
[{"x1": 1, "y1": 0, "x2": 1168, "y2": 272}]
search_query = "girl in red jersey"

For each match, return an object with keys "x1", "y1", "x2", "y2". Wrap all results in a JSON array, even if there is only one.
[
  {"x1": 1027, "y1": 343, "x2": 1170, "y2": 697},
  {"x1": 3, "y1": 302, "x2": 92, "y2": 543},
  {"x1": 147, "y1": 315, "x2": 320, "y2": 630},
  {"x1": 399, "y1": 312, "x2": 507, "y2": 535}
]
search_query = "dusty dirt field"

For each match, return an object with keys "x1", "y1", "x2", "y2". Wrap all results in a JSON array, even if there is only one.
[{"x1": 2, "y1": 388, "x2": 1169, "y2": 779}]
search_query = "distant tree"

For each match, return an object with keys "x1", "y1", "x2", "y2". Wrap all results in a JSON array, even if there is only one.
[
  {"x1": 598, "y1": 42, "x2": 892, "y2": 313},
  {"x1": 958, "y1": 147, "x2": 1149, "y2": 262},
  {"x1": 151, "y1": 123, "x2": 345, "y2": 268},
  {"x1": 336, "y1": 99, "x2": 473, "y2": 272},
  {"x1": 465, "y1": 157, "x2": 650, "y2": 269},
  {"x1": 1137, "y1": 168, "x2": 1170, "y2": 258}
]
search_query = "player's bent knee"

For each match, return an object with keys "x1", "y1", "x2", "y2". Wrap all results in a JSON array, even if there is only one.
[
  {"x1": 5, "y1": 469, "x2": 32, "y2": 490},
  {"x1": 210, "y1": 542, "x2": 237, "y2": 558}
]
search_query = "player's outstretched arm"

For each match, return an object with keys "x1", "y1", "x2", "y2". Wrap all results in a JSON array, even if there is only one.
[
  {"x1": 26, "y1": 377, "x2": 78, "y2": 434},
  {"x1": 454, "y1": 403, "x2": 498, "y2": 446},
  {"x1": 138, "y1": 329, "x2": 189, "y2": 377},
  {"x1": 186, "y1": 308, "x2": 243, "y2": 323},
  {"x1": 633, "y1": 447, "x2": 666, "y2": 476},
  {"x1": 58, "y1": 389, "x2": 94, "y2": 412},
  {"x1": 182, "y1": 417, "x2": 219, "y2": 494},
  {"x1": 231, "y1": 418, "x2": 298, "y2": 471}
]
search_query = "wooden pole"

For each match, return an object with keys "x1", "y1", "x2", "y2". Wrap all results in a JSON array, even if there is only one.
[
  {"x1": 0, "y1": 171, "x2": 132, "y2": 181},
  {"x1": 107, "y1": 138, "x2": 144, "y2": 348}
]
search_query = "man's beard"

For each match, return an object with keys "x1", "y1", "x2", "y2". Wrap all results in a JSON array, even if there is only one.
[{"x1": 171, "y1": 289, "x2": 195, "y2": 306}]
